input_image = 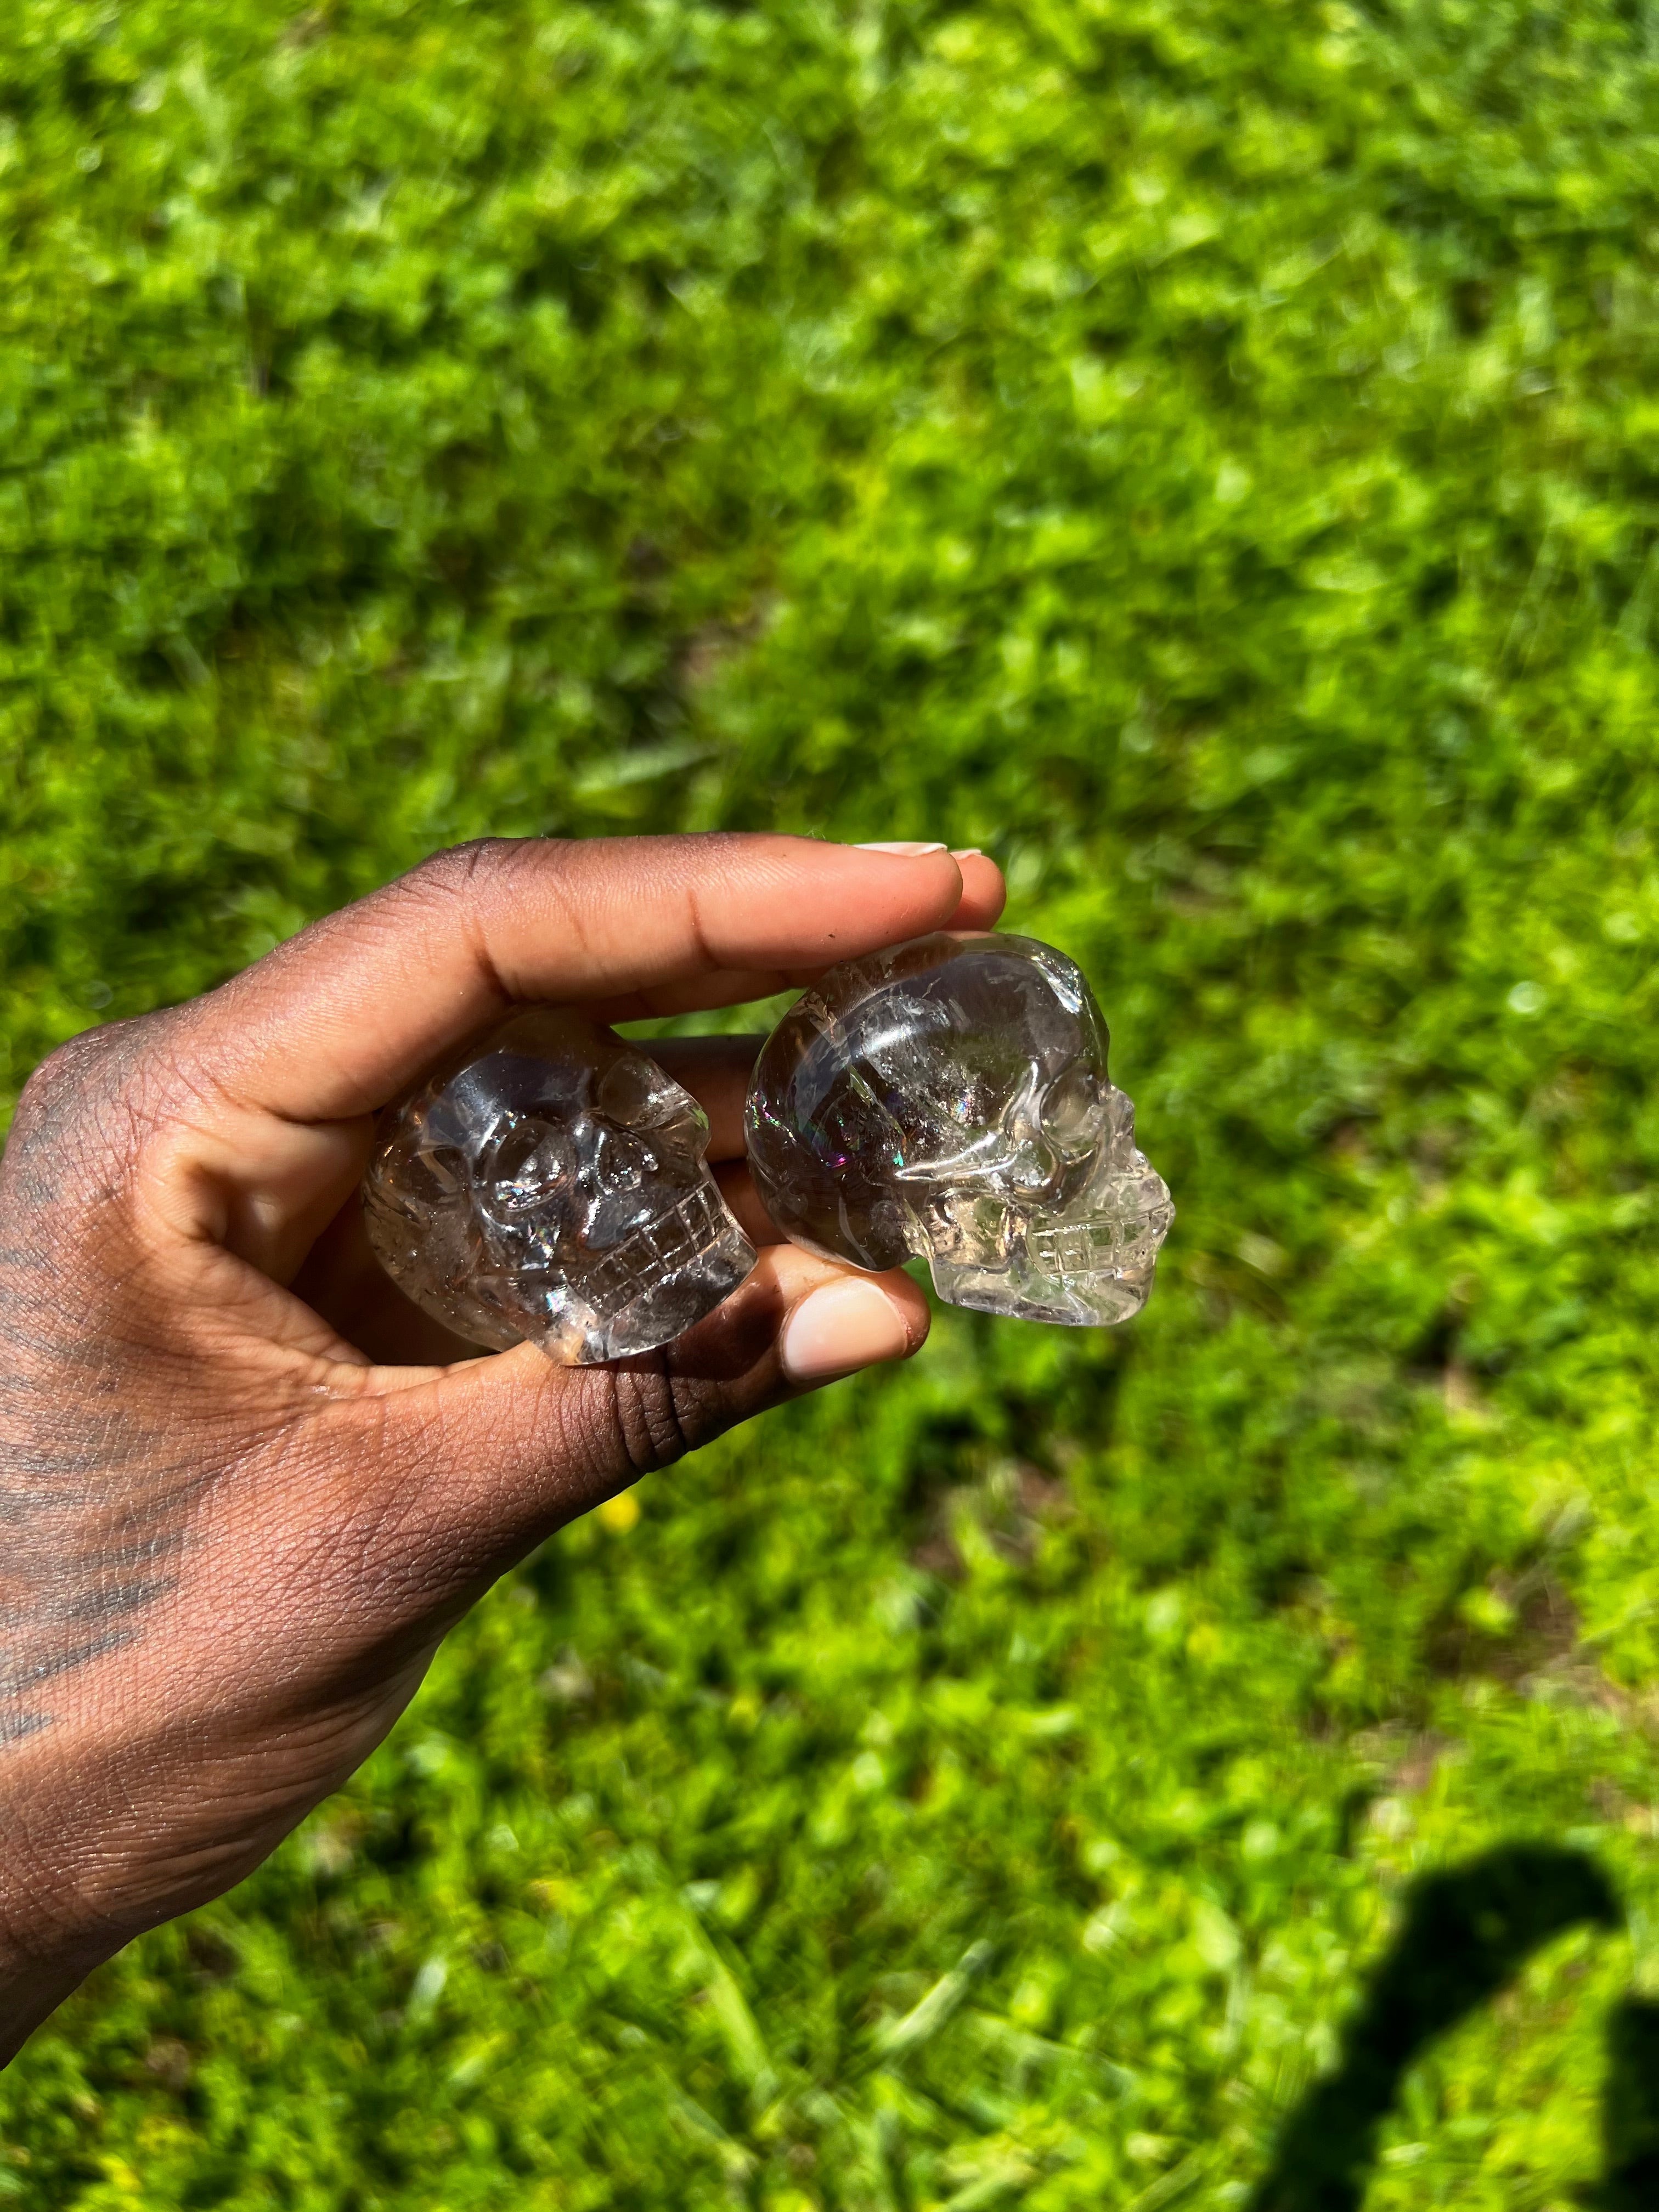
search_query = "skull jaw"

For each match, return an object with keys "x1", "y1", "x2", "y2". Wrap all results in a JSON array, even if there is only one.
[
  {"x1": 919, "y1": 1164, "x2": 1175, "y2": 1327},
  {"x1": 394, "y1": 1180, "x2": 755, "y2": 1362},
  {"x1": 489, "y1": 1182, "x2": 757, "y2": 1365},
  {"x1": 926, "y1": 1249, "x2": 1158, "y2": 1327}
]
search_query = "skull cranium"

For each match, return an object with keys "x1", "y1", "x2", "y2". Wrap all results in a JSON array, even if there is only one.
[
  {"x1": 745, "y1": 934, "x2": 1172, "y2": 1324},
  {"x1": 364, "y1": 1008, "x2": 756, "y2": 1362}
]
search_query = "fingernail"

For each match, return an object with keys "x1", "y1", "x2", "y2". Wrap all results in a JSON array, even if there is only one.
[
  {"x1": 950, "y1": 847, "x2": 983, "y2": 859},
  {"x1": 855, "y1": 840, "x2": 948, "y2": 855},
  {"x1": 780, "y1": 1278, "x2": 912, "y2": 1384}
]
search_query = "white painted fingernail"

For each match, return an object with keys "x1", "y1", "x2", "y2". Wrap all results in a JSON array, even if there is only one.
[
  {"x1": 854, "y1": 840, "x2": 948, "y2": 855},
  {"x1": 780, "y1": 1278, "x2": 911, "y2": 1384},
  {"x1": 950, "y1": 847, "x2": 983, "y2": 859}
]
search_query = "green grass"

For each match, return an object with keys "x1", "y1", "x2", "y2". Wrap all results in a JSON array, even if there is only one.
[{"x1": 8, "y1": 0, "x2": 1659, "y2": 2201}]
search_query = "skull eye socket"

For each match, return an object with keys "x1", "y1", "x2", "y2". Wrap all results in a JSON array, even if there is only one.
[
  {"x1": 481, "y1": 1115, "x2": 575, "y2": 1205},
  {"x1": 1038, "y1": 1064, "x2": 1103, "y2": 1157}
]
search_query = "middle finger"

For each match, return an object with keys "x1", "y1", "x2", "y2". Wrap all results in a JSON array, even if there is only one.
[{"x1": 649, "y1": 1033, "x2": 767, "y2": 1161}]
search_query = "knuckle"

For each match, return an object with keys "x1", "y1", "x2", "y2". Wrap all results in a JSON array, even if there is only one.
[
  {"x1": 14, "y1": 1023, "x2": 129, "y2": 1137},
  {"x1": 391, "y1": 836, "x2": 577, "y2": 1001},
  {"x1": 16, "y1": 1028, "x2": 111, "y2": 1115},
  {"x1": 605, "y1": 1363, "x2": 718, "y2": 1478},
  {"x1": 6, "y1": 1014, "x2": 177, "y2": 1198},
  {"x1": 405, "y1": 837, "x2": 538, "y2": 907}
]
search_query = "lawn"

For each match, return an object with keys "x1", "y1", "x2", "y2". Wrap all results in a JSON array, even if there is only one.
[{"x1": 5, "y1": 0, "x2": 1659, "y2": 2203}]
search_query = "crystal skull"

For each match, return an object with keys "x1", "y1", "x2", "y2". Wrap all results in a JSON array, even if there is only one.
[
  {"x1": 744, "y1": 934, "x2": 1173, "y2": 1324},
  {"x1": 363, "y1": 1008, "x2": 757, "y2": 1363}
]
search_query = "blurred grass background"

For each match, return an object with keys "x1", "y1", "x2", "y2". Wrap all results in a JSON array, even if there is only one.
[{"x1": 7, "y1": 0, "x2": 1659, "y2": 2202}]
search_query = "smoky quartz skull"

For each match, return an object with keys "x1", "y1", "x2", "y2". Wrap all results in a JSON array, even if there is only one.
[
  {"x1": 745, "y1": 934, "x2": 1172, "y2": 1325},
  {"x1": 363, "y1": 1008, "x2": 756, "y2": 1363}
]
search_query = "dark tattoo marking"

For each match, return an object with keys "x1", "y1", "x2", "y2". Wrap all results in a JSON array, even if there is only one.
[{"x1": 0, "y1": 1116, "x2": 210, "y2": 1737}]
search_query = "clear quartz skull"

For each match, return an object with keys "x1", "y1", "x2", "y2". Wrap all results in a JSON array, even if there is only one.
[
  {"x1": 363, "y1": 1008, "x2": 757, "y2": 1363},
  {"x1": 745, "y1": 933, "x2": 1173, "y2": 1325}
]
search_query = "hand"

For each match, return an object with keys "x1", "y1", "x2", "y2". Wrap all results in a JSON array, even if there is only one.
[{"x1": 0, "y1": 833, "x2": 1005, "y2": 2062}]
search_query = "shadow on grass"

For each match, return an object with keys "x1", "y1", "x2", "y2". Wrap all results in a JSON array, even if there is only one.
[
  {"x1": 1598, "y1": 1995, "x2": 1659, "y2": 2211},
  {"x1": 1250, "y1": 1843, "x2": 1621, "y2": 2212}
]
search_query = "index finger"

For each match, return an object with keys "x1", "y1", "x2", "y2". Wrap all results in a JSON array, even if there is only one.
[
  {"x1": 182, "y1": 834, "x2": 1006, "y2": 1122},
  {"x1": 649, "y1": 1035, "x2": 765, "y2": 1160}
]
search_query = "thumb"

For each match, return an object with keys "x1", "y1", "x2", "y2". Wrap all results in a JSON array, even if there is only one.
[{"x1": 327, "y1": 1245, "x2": 930, "y2": 1606}]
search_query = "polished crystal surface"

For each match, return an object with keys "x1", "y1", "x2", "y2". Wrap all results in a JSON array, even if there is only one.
[
  {"x1": 364, "y1": 1008, "x2": 757, "y2": 1362},
  {"x1": 745, "y1": 933, "x2": 1172, "y2": 1325}
]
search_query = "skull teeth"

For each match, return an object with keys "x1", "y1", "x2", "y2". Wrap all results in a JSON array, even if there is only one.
[
  {"x1": 580, "y1": 1184, "x2": 738, "y2": 1320},
  {"x1": 1027, "y1": 1204, "x2": 1174, "y2": 1280}
]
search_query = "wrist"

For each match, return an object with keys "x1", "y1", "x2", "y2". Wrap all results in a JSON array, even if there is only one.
[
  {"x1": 0, "y1": 1945, "x2": 98, "y2": 2068},
  {"x1": 0, "y1": 1731, "x2": 141, "y2": 2067},
  {"x1": 0, "y1": 1868, "x2": 111, "y2": 2068}
]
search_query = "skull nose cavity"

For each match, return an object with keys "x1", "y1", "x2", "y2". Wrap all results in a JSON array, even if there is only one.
[{"x1": 589, "y1": 1123, "x2": 658, "y2": 1197}]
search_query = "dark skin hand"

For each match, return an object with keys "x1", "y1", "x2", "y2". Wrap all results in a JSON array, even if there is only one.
[{"x1": 0, "y1": 833, "x2": 1005, "y2": 2064}]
